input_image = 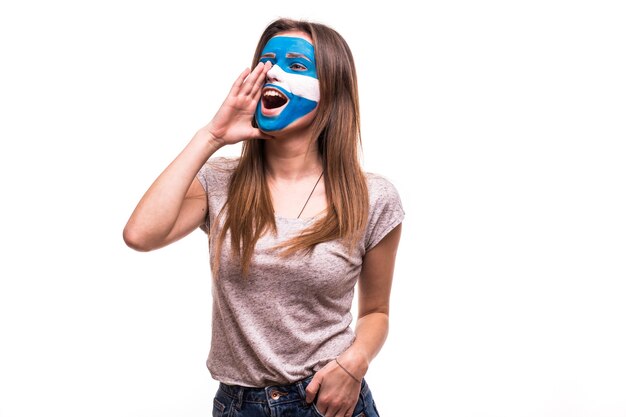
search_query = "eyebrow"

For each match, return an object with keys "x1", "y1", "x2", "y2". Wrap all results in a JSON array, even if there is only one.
[
  {"x1": 286, "y1": 52, "x2": 312, "y2": 62},
  {"x1": 261, "y1": 52, "x2": 313, "y2": 62}
]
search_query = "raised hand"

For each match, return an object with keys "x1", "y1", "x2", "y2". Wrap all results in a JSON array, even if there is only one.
[{"x1": 200, "y1": 61, "x2": 273, "y2": 145}]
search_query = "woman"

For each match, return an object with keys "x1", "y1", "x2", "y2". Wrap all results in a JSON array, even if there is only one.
[{"x1": 124, "y1": 18, "x2": 403, "y2": 417}]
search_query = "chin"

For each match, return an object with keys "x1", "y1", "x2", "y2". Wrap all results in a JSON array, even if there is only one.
[
  {"x1": 256, "y1": 89, "x2": 318, "y2": 134},
  {"x1": 259, "y1": 111, "x2": 318, "y2": 138}
]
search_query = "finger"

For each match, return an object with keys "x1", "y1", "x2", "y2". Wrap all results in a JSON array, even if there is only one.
[
  {"x1": 316, "y1": 404, "x2": 328, "y2": 416},
  {"x1": 228, "y1": 67, "x2": 251, "y2": 97},
  {"x1": 254, "y1": 61, "x2": 272, "y2": 92},
  {"x1": 323, "y1": 403, "x2": 337, "y2": 417},
  {"x1": 241, "y1": 62, "x2": 265, "y2": 95},
  {"x1": 250, "y1": 61, "x2": 272, "y2": 103},
  {"x1": 340, "y1": 405, "x2": 352, "y2": 417},
  {"x1": 305, "y1": 376, "x2": 321, "y2": 404}
]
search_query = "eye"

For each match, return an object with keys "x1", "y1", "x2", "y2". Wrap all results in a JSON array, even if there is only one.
[
  {"x1": 260, "y1": 57, "x2": 275, "y2": 65},
  {"x1": 290, "y1": 62, "x2": 307, "y2": 71}
]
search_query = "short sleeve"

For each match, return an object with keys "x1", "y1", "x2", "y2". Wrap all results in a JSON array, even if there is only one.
[
  {"x1": 364, "y1": 174, "x2": 405, "y2": 251},
  {"x1": 195, "y1": 157, "x2": 238, "y2": 233},
  {"x1": 196, "y1": 157, "x2": 236, "y2": 192}
]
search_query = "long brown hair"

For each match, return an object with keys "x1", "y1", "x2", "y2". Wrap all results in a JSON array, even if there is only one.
[{"x1": 213, "y1": 18, "x2": 369, "y2": 275}]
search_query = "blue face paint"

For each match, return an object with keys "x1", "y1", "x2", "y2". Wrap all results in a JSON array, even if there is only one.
[{"x1": 255, "y1": 36, "x2": 319, "y2": 132}]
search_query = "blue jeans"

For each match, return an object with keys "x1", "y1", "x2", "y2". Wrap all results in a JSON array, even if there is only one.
[{"x1": 212, "y1": 375, "x2": 380, "y2": 417}]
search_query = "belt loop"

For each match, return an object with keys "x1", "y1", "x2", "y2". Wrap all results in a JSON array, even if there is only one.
[
  {"x1": 298, "y1": 377, "x2": 312, "y2": 407},
  {"x1": 235, "y1": 386, "x2": 244, "y2": 410},
  {"x1": 297, "y1": 379, "x2": 306, "y2": 405}
]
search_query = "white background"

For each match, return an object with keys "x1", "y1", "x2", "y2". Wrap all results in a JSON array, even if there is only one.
[{"x1": 1, "y1": 0, "x2": 625, "y2": 416}]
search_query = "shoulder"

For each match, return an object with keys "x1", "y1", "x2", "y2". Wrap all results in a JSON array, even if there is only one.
[
  {"x1": 363, "y1": 172, "x2": 405, "y2": 251},
  {"x1": 203, "y1": 156, "x2": 240, "y2": 173},
  {"x1": 365, "y1": 172, "x2": 402, "y2": 206},
  {"x1": 196, "y1": 157, "x2": 240, "y2": 192}
]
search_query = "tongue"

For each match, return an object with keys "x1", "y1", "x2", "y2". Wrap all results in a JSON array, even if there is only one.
[{"x1": 263, "y1": 95, "x2": 287, "y2": 109}]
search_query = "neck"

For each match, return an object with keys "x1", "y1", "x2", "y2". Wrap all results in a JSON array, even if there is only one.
[{"x1": 264, "y1": 133, "x2": 322, "y2": 181}]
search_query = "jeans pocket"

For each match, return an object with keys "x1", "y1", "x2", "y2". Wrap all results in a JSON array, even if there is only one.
[
  {"x1": 212, "y1": 397, "x2": 226, "y2": 417},
  {"x1": 311, "y1": 403, "x2": 368, "y2": 417},
  {"x1": 372, "y1": 399, "x2": 380, "y2": 416},
  {"x1": 356, "y1": 399, "x2": 380, "y2": 417},
  {"x1": 311, "y1": 402, "x2": 325, "y2": 417}
]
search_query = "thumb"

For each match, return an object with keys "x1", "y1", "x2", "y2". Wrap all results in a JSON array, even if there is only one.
[
  {"x1": 305, "y1": 375, "x2": 321, "y2": 404},
  {"x1": 251, "y1": 128, "x2": 274, "y2": 141}
]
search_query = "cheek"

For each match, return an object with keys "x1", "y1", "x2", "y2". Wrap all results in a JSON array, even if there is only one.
[{"x1": 286, "y1": 74, "x2": 320, "y2": 103}]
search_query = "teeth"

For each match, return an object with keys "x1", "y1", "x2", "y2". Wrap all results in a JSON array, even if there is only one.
[
  {"x1": 262, "y1": 88, "x2": 288, "y2": 109},
  {"x1": 264, "y1": 89, "x2": 283, "y2": 97}
]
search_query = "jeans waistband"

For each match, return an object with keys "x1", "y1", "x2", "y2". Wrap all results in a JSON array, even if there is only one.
[
  {"x1": 218, "y1": 375, "x2": 314, "y2": 405},
  {"x1": 218, "y1": 375, "x2": 370, "y2": 406}
]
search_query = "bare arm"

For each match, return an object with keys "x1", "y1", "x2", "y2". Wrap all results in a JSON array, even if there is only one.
[
  {"x1": 122, "y1": 134, "x2": 221, "y2": 251},
  {"x1": 305, "y1": 223, "x2": 402, "y2": 417},
  {"x1": 343, "y1": 222, "x2": 402, "y2": 374},
  {"x1": 123, "y1": 61, "x2": 272, "y2": 251}
]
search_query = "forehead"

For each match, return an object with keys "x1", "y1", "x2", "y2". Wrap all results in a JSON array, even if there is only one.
[{"x1": 262, "y1": 34, "x2": 315, "y2": 57}]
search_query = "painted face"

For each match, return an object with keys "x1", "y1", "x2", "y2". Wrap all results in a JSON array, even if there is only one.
[{"x1": 255, "y1": 36, "x2": 319, "y2": 132}]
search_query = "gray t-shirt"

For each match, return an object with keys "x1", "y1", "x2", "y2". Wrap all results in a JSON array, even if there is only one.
[{"x1": 196, "y1": 157, "x2": 404, "y2": 387}]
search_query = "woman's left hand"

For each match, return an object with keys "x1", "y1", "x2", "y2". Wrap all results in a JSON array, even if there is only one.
[{"x1": 305, "y1": 357, "x2": 363, "y2": 417}]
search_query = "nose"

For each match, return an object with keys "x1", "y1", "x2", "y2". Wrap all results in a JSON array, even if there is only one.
[{"x1": 265, "y1": 64, "x2": 283, "y2": 83}]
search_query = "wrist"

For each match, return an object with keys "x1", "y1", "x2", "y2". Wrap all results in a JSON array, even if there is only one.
[
  {"x1": 338, "y1": 349, "x2": 369, "y2": 380},
  {"x1": 193, "y1": 126, "x2": 225, "y2": 150}
]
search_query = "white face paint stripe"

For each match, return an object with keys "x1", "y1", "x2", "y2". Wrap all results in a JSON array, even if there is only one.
[{"x1": 266, "y1": 64, "x2": 320, "y2": 102}]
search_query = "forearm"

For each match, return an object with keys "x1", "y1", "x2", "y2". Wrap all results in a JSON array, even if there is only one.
[
  {"x1": 124, "y1": 130, "x2": 222, "y2": 248},
  {"x1": 340, "y1": 311, "x2": 389, "y2": 379}
]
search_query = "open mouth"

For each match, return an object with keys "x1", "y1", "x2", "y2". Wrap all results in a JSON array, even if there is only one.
[{"x1": 262, "y1": 87, "x2": 288, "y2": 110}]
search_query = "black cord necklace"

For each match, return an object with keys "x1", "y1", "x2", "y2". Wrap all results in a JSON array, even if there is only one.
[{"x1": 297, "y1": 171, "x2": 324, "y2": 219}]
